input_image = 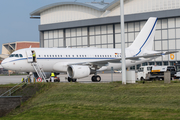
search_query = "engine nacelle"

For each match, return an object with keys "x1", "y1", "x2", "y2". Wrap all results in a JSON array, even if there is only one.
[{"x1": 67, "y1": 65, "x2": 90, "y2": 79}]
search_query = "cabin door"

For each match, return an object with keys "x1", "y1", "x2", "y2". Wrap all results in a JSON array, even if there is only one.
[{"x1": 26, "y1": 50, "x2": 33, "y2": 63}]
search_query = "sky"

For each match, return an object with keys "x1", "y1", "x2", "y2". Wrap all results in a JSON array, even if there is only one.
[{"x1": 0, "y1": 0, "x2": 114, "y2": 54}]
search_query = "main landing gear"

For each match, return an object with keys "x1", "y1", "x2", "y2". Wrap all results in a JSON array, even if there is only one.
[
  {"x1": 68, "y1": 77, "x2": 77, "y2": 82},
  {"x1": 91, "y1": 75, "x2": 101, "y2": 82}
]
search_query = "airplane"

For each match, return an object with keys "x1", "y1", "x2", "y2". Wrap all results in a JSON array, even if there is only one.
[{"x1": 1, "y1": 17, "x2": 178, "y2": 82}]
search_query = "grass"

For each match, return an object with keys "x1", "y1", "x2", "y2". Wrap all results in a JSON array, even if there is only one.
[{"x1": 1, "y1": 81, "x2": 180, "y2": 119}]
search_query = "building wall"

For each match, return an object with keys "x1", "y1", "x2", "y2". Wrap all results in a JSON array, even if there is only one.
[
  {"x1": 40, "y1": 0, "x2": 180, "y2": 25},
  {"x1": 2, "y1": 42, "x2": 39, "y2": 55},
  {"x1": 1, "y1": 45, "x2": 9, "y2": 55},
  {"x1": 105, "y1": 0, "x2": 180, "y2": 17},
  {"x1": 41, "y1": 5, "x2": 103, "y2": 25},
  {"x1": 16, "y1": 42, "x2": 39, "y2": 50}
]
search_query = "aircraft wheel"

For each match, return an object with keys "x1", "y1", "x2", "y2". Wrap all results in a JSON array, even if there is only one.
[
  {"x1": 72, "y1": 79, "x2": 77, "y2": 82},
  {"x1": 68, "y1": 77, "x2": 72, "y2": 82},
  {"x1": 91, "y1": 75, "x2": 101, "y2": 82},
  {"x1": 91, "y1": 76, "x2": 96, "y2": 82},
  {"x1": 96, "y1": 75, "x2": 101, "y2": 82}
]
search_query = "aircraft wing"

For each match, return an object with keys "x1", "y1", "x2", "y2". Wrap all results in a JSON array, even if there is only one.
[{"x1": 67, "y1": 51, "x2": 178, "y2": 66}]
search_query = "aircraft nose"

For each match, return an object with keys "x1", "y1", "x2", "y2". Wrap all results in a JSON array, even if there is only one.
[{"x1": 1, "y1": 59, "x2": 9, "y2": 69}]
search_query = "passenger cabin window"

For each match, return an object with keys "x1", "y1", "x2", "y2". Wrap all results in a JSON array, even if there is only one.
[
  {"x1": 19, "y1": 54, "x2": 23, "y2": 57},
  {"x1": 44, "y1": 55, "x2": 46, "y2": 57}
]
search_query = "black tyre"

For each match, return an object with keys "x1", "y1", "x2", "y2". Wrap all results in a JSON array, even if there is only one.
[
  {"x1": 96, "y1": 75, "x2": 101, "y2": 82},
  {"x1": 140, "y1": 77, "x2": 144, "y2": 81},
  {"x1": 72, "y1": 79, "x2": 77, "y2": 82},
  {"x1": 68, "y1": 77, "x2": 72, "y2": 82},
  {"x1": 91, "y1": 76, "x2": 96, "y2": 82}
]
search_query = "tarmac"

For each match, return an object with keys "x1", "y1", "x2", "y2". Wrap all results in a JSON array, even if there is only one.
[{"x1": 0, "y1": 73, "x2": 123, "y2": 84}]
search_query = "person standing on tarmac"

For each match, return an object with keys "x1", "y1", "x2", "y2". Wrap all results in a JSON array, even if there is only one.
[
  {"x1": 51, "y1": 72, "x2": 55, "y2": 82},
  {"x1": 32, "y1": 51, "x2": 36, "y2": 62}
]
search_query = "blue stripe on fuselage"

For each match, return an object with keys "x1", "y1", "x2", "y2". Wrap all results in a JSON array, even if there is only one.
[
  {"x1": 135, "y1": 18, "x2": 158, "y2": 56},
  {"x1": 6, "y1": 57, "x2": 118, "y2": 63}
]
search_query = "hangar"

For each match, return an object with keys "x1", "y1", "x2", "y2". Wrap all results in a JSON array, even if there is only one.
[{"x1": 30, "y1": 0, "x2": 180, "y2": 70}]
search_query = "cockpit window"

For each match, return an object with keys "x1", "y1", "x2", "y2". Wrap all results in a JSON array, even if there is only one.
[
  {"x1": 15, "y1": 54, "x2": 19, "y2": 57},
  {"x1": 19, "y1": 54, "x2": 23, "y2": 57},
  {"x1": 9, "y1": 54, "x2": 23, "y2": 57},
  {"x1": 9, "y1": 54, "x2": 15, "y2": 57}
]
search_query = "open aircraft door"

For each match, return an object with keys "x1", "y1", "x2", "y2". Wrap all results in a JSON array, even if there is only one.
[{"x1": 26, "y1": 50, "x2": 33, "y2": 63}]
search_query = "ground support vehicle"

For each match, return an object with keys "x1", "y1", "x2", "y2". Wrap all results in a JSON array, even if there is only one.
[{"x1": 137, "y1": 66, "x2": 176, "y2": 81}]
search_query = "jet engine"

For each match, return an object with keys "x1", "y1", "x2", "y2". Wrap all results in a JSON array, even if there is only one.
[{"x1": 67, "y1": 65, "x2": 90, "y2": 79}]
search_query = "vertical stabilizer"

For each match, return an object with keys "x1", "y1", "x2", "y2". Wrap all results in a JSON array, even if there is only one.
[{"x1": 128, "y1": 17, "x2": 157, "y2": 56}]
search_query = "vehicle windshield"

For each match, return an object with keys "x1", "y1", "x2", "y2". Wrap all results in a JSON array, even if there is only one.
[
  {"x1": 147, "y1": 67, "x2": 152, "y2": 71},
  {"x1": 138, "y1": 67, "x2": 144, "y2": 72},
  {"x1": 167, "y1": 66, "x2": 175, "y2": 71}
]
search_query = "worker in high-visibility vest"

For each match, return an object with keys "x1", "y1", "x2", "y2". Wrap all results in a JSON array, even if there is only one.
[
  {"x1": 51, "y1": 72, "x2": 55, "y2": 82},
  {"x1": 32, "y1": 51, "x2": 36, "y2": 62},
  {"x1": 21, "y1": 78, "x2": 24, "y2": 83}
]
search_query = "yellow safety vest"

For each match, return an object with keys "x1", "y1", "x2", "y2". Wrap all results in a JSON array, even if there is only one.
[
  {"x1": 51, "y1": 73, "x2": 55, "y2": 77},
  {"x1": 33, "y1": 53, "x2": 36, "y2": 57}
]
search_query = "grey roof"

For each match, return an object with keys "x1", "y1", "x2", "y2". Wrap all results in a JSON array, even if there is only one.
[{"x1": 30, "y1": 0, "x2": 120, "y2": 16}]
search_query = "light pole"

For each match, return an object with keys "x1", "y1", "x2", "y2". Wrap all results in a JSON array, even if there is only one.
[{"x1": 120, "y1": 0, "x2": 126, "y2": 84}]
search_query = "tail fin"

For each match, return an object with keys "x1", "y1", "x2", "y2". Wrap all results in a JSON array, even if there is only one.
[{"x1": 128, "y1": 17, "x2": 157, "y2": 56}]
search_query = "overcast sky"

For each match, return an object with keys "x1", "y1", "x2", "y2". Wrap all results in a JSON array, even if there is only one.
[{"x1": 0, "y1": 0, "x2": 114, "y2": 54}]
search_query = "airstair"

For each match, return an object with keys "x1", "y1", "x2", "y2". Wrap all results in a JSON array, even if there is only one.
[{"x1": 32, "y1": 63, "x2": 46, "y2": 81}]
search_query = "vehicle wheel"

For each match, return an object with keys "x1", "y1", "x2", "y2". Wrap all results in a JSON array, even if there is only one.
[
  {"x1": 140, "y1": 77, "x2": 144, "y2": 81},
  {"x1": 68, "y1": 77, "x2": 72, "y2": 82}
]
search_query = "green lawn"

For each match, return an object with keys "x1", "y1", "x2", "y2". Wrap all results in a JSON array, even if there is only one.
[{"x1": 2, "y1": 81, "x2": 180, "y2": 120}]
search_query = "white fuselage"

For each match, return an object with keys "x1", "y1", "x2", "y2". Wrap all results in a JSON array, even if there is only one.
[{"x1": 1, "y1": 48, "x2": 153, "y2": 73}]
